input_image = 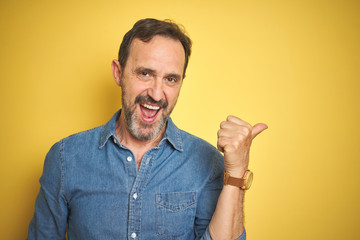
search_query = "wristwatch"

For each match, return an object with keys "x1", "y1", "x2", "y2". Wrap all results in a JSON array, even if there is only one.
[{"x1": 223, "y1": 170, "x2": 253, "y2": 190}]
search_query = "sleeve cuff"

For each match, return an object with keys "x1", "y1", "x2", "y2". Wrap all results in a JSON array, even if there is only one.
[{"x1": 201, "y1": 226, "x2": 246, "y2": 240}]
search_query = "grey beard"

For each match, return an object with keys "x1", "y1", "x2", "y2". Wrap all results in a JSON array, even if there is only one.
[
  {"x1": 126, "y1": 111, "x2": 167, "y2": 141},
  {"x1": 122, "y1": 95, "x2": 168, "y2": 141}
]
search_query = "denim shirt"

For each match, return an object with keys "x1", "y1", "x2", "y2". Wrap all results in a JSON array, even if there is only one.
[{"x1": 28, "y1": 110, "x2": 246, "y2": 240}]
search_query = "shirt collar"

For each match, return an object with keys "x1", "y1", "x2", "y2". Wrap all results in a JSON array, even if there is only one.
[
  {"x1": 99, "y1": 110, "x2": 183, "y2": 152},
  {"x1": 162, "y1": 117, "x2": 183, "y2": 152}
]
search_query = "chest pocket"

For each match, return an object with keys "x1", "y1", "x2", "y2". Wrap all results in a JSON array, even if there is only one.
[{"x1": 156, "y1": 191, "x2": 197, "y2": 239}]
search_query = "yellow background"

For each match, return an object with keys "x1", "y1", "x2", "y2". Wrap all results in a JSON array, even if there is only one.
[{"x1": 1, "y1": 0, "x2": 359, "y2": 239}]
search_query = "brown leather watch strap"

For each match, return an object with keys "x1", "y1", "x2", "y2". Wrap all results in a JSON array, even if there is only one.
[
  {"x1": 223, "y1": 171, "x2": 245, "y2": 187},
  {"x1": 227, "y1": 175, "x2": 245, "y2": 187},
  {"x1": 223, "y1": 170, "x2": 253, "y2": 190}
]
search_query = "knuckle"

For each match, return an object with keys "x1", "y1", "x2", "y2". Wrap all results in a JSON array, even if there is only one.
[
  {"x1": 217, "y1": 137, "x2": 226, "y2": 146},
  {"x1": 226, "y1": 115, "x2": 233, "y2": 121},
  {"x1": 236, "y1": 134, "x2": 245, "y2": 142},
  {"x1": 242, "y1": 126, "x2": 251, "y2": 135},
  {"x1": 226, "y1": 115, "x2": 237, "y2": 123}
]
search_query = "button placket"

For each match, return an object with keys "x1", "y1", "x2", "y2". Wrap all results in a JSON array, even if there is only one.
[{"x1": 127, "y1": 150, "x2": 157, "y2": 240}]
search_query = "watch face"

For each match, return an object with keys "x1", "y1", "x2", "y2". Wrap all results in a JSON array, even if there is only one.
[
  {"x1": 246, "y1": 172, "x2": 253, "y2": 189},
  {"x1": 243, "y1": 171, "x2": 253, "y2": 190},
  {"x1": 223, "y1": 171, "x2": 230, "y2": 184}
]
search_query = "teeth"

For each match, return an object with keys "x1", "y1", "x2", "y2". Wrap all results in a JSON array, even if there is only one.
[{"x1": 142, "y1": 103, "x2": 160, "y2": 110}]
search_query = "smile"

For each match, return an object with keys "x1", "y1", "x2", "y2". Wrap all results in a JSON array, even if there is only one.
[
  {"x1": 139, "y1": 103, "x2": 161, "y2": 123},
  {"x1": 142, "y1": 103, "x2": 160, "y2": 110}
]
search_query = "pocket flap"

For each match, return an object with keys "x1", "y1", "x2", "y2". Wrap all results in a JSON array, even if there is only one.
[{"x1": 156, "y1": 191, "x2": 196, "y2": 212}]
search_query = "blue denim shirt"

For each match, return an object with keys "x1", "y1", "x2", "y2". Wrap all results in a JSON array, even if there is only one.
[{"x1": 28, "y1": 110, "x2": 246, "y2": 240}]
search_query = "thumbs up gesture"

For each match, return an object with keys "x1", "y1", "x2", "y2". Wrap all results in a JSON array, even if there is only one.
[{"x1": 217, "y1": 116, "x2": 268, "y2": 178}]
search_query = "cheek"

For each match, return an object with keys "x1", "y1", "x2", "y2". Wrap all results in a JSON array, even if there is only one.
[
  {"x1": 167, "y1": 88, "x2": 181, "y2": 104},
  {"x1": 123, "y1": 83, "x2": 146, "y2": 99}
]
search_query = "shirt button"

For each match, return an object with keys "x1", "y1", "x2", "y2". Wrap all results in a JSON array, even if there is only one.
[
  {"x1": 127, "y1": 156, "x2": 132, "y2": 162},
  {"x1": 113, "y1": 138, "x2": 116, "y2": 144},
  {"x1": 133, "y1": 193, "x2": 138, "y2": 199},
  {"x1": 131, "y1": 232, "x2": 137, "y2": 238}
]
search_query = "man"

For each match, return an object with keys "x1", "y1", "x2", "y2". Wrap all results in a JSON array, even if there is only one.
[{"x1": 28, "y1": 18, "x2": 267, "y2": 240}]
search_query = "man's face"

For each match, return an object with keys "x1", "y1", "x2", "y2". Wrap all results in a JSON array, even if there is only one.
[{"x1": 119, "y1": 35, "x2": 185, "y2": 141}]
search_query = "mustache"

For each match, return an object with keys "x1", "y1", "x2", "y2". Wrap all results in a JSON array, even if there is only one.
[{"x1": 135, "y1": 95, "x2": 168, "y2": 109}]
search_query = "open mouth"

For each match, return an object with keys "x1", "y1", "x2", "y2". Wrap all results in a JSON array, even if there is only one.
[{"x1": 139, "y1": 103, "x2": 161, "y2": 123}]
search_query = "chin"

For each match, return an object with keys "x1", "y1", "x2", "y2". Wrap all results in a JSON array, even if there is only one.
[{"x1": 131, "y1": 118, "x2": 166, "y2": 141}]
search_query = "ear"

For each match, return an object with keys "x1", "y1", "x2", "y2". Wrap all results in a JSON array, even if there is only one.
[{"x1": 111, "y1": 59, "x2": 122, "y2": 86}]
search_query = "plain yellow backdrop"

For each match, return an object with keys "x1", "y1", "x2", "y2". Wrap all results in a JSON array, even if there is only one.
[{"x1": 1, "y1": 0, "x2": 359, "y2": 239}]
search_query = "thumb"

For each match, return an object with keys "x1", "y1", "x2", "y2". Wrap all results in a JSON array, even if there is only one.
[{"x1": 252, "y1": 123, "x2": 268, "y2": 139}]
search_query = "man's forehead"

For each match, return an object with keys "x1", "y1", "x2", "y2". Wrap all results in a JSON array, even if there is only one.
[{"x1": 128, "y1": 36, "x2": 185, "y2": 75}]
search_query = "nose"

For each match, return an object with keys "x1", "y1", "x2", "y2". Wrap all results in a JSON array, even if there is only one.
[{"x1": 147, "y1": 78, "x2": 165, "y2": 102}]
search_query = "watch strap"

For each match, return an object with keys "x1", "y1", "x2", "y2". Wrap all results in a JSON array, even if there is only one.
[
  {"x1": 223, "y1": 170, "x2": 252, "y2": 190},
  {"x1": 223, "y1": 172, "x2": 245, "y2": 187}
]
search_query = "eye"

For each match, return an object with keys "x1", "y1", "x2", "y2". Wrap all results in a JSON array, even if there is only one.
[
  {"x1": 167, "y1": 77, "x2": 177, "y2": 83},
  {"x1": 136, "y1": 69, "x2": 152, "y2": 80},
  {"x1": 141, "y1": 71, "x2": 149, "y2": 77}
]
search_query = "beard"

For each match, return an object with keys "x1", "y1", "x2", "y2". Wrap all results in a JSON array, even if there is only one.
[{"x1": 121, "y1": 87, "x2": 176, "y2": 141}]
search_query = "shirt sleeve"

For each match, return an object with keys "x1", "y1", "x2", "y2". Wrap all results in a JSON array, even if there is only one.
[
  {"x1": 193, "y1": 151, "x2": 224, "y2": 239},
  {"x1": 195, "y1": 151, "x2": 247, "y2": 240},
  {"x1": 27, "y1": 141, "x2": 68, "y2": 240}
]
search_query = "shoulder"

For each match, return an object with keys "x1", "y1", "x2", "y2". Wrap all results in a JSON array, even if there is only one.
[
  {"x1": 63, "y1": 125, "x2": 102, "y2": 144},
  {"x1": 176, "y1": 128, "x2": 224, "y2": 184},
  {"x1": 48, "y1": 125, "x2": 104, "y2": 157},
  {"x1": 180, "y1": 129, "x2": 221, "y2": 154}
]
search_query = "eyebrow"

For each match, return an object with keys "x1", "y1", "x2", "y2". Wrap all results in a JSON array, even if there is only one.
[
  {"x1": 135, "y1": 67, "x2": 182, "y2": 79},
  {"x1": 135, "y1": 67, "x2": 156, "y2": 75},
  {"x1": 165, "y1": 73, "x2": 182, "y2": 80}
]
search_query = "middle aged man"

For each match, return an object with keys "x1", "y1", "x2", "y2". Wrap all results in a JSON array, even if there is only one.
[{"x1": 28, "y1": 18, "x2": 267, "y2": 240}]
